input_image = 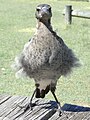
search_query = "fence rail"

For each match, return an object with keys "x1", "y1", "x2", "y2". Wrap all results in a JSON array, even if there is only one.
[{"x1": 63, "y1": 5, "x2": 90, "y2": 24}]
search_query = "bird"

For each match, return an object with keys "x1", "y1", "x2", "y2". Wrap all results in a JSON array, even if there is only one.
[{"x1": 12, "y1": 4, "x2": 79, "y2": 115}]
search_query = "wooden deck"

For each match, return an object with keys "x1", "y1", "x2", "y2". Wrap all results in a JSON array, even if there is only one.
[{"x1": 0, "y1": 95, "x2": 90, "y2": 120}]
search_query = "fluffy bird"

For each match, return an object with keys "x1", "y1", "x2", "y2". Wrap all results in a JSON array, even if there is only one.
[{"x1": 12, "y1": 4, "x2": 79, "y2": 114}]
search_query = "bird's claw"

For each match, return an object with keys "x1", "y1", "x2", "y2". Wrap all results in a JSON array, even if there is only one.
[
  {"x1": 57, "y1": 102, "x2": 68, "y2": 118},
  {"x1": 24, "y1": 102, "x2": 37, "y2": 112},
  {"x1": 59, "y1": 110, "x2": 63, "y2": 116},
  {"x1": 17, "y1": 102, "x2": 36, "y2": 112},
  {"x1": 58, "y1": 109, "x2": 68, "y2": 118}
]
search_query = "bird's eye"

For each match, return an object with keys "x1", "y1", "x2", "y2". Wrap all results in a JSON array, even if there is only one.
[
  {"x1": 37, "y1": 8, "x2": 40, "y2": 12},
  {"x1": 48, "y1": 8, "x2": 51, "y2": 12}
]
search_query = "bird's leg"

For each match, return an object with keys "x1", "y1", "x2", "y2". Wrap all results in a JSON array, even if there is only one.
[
  {"x1": 51, "y1": 91, "x2": 68, "y2": 118},
  {"x1": 18, "y1": 88, "x2": 37, "y2": 112},
  {"x1": 24, "y1": 88, "x2": 37, "y2": 112},
  {"x1": 51, "y1": 91, "x2": 64, "y2": 116}
]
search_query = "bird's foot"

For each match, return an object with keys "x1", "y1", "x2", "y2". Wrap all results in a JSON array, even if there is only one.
[
  {"x1": 57, "y1": 102, "x2": 68, "y2": 118},
  {"x1": 56, "y1": 102, "x2": 63, "y2": 116},
  {"x1": 24, "y1": 102, "x2": 36, "y2": 112},
  {"x1": 17, "y1": 102, "x2": 36, "y2": 112}
]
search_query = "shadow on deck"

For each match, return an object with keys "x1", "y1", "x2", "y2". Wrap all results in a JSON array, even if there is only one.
[
  {"x1": 62, "y1": 103, "x2": 90, "y2": 112},
  {"x1": 0, "y1": 95, "x2": 90, "y2": 120}
]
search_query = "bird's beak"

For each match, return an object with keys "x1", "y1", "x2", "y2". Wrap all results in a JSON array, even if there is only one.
[{"x1": 39, "y1": 7, "x2": 49, "y2": 18}]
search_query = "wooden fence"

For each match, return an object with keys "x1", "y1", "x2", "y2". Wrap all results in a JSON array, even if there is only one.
[{"x1": 63, "y1": 5, "x2": 90, "y2": 24}]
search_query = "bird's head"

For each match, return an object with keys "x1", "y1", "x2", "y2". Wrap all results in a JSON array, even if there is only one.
[{"x1": 35, "y1": 4, "x2": 52, "y2": 23}]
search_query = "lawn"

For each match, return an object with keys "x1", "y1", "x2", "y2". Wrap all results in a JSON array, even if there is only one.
[{"x1": 0, "y1": 0, "x2": 90, "y2": 107}]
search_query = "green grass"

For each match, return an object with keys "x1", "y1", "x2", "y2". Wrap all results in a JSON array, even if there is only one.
[{"x1": 0, "y1": 0, "x2": 90, "y2": 107}]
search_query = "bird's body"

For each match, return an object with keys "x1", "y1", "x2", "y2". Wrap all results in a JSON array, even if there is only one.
[
  {"x1": 12, "y1": 4, "x2": 79, "y2": 113},
  {"x1": 14, "y1": 21, "x2": 78, "y2": 98}
]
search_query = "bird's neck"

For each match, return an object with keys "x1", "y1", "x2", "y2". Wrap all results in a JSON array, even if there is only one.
[
  {"x1": 35, "y1": 19, "x2": 58, "y2": 39},
  {"x1": 36, "y1": 19, "x2": 53, "y2": 30}
]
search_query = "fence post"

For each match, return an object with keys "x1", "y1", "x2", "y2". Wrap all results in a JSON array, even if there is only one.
[{"x1": 65, "y1": 5, "x2": 72, "y2": 24}]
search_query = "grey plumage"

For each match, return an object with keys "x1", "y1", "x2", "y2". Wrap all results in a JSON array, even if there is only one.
[{"x1": 12, "y1": 4, "x2": 79, "y2": 99}]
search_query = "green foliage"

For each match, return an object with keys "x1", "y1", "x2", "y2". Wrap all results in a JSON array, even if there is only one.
[{"x1": 0, "y1": 0, "x2": 90, "y2": 106}]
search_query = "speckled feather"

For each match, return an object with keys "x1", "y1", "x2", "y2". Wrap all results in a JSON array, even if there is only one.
[{"x1": 15, "y1": 23, "x2": 78, "y2": 78}]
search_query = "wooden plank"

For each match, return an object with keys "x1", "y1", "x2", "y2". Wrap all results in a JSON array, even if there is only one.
[
  {"x1": 49, "y1": 103, "x2": 77, "y2": 120},
  {"x1": 9, "y1": 98, "x2": 41, "y2": 120},
  {"x1": 5, "y1": 96, "x2": 27, "y2": 119},
  {"x1": 49, "y1": 112, "x2": 60, "y2": 120},
  {"x1": 72, "y1": 10, "x2": 90, "y2": 19},
  {"x1": 68, "y1": 112, "x2": 89, "y2": 120},
  {"x1": 0, "y1": 96, "x2": 26, "y2": 117},
  {"x1": 65, "y1": 5, "x2": 72, "y2": 24},
  {"x1": 29, "y1": 101, "x2": 56, "y2": 120},
  {"x1": 68, "y1": 105, "x2": 90, "y2": 120},
  {"x1": 18, "y1": 100, "x2": 57, "y2": 120},
  {"x1": 36, "y1": 108, "x2": 56, "y2": 120},
  {"x1": 82, "y1": 112, "x2": 90, "y2": 120},
  {"x1": 0, "y1": 117, "x2": 10, "y2": 120},
  {"x1": 63, "y1": 10, "x2": 90, "y2": 19},
  {"x1": 21, "y1": 99, "x2": 53, "y2": 120},
  {"x1": 0, "y1": 95, "x2": 90, "y2": 120},
  {"x1": 0, "y1": 96, "x2": 18, "y2": 116},
  {"x1": 74, "y1": 112, "x2": 89, "y2": 120},
  {"x1": 9, "y1": 98, "x2": 43, "y2": 120},
  {"x1": 0, "y1": 95, "x2": 11, "y2": 105},
  {"x1": 49, "y1": 103, "x2": 90, "y2": 120},
  {"x1": 15, "y1": 99, "x2": 46, "y2": 120},
  {"x1": 9, "y1": 97, "x2": 30, "y2": 120}
]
